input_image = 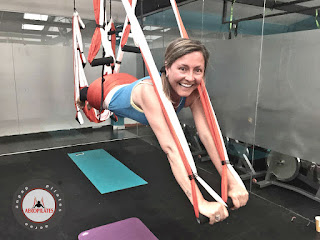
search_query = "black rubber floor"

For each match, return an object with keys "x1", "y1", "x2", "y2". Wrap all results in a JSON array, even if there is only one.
[{"x1": 0, "y1": 138, "x2": 319, "y2": 240}]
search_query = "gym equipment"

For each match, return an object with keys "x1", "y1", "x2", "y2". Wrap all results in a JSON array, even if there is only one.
[
  {"x1": 182, "y1": 124, "x2": 209, "y2": 162},
  {"x1": 225, "y1": 138, "x2": 268, "y2": 181},
  {"x1": 299, "y1": 160, "x2": 320, "y2": 190},
  {"x1": 68, "y1": 149, "x2": 147, "y2": 194},
  {"x1": 78, "y1": 218, "x2": 158, "y2": 240},
  {"x1": 257, "y1": 151, "x2": 320, "y2": 203},
  {"x1": 266, "y1": 151, "x2": 301, "y2": 182},
  {"x1": 182, "y1": 123, "x2": 267, "y2": 181}
]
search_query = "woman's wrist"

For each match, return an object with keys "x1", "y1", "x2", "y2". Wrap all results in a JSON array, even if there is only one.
[{"x1": 227, "y1": 171, "x2": 239, "y2": 188}]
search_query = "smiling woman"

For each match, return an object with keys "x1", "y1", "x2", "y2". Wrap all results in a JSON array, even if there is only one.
[
  {"x1": 77, "y1": 38, "x2": 208, "y2": 126},
  {"x1": 165, "y1": 51, "x2": 204, "y2": 99},
  {"x1": 77, "y1": 37, "x2": 249, "y2": 225},
  {"x1": 160, "y1": 38, "x2": 209, "y2": 103}
]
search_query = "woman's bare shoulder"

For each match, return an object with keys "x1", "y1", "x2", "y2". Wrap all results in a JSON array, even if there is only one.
[{"x1": 132, "y1": 80, "x2": 156, "y2": 110}]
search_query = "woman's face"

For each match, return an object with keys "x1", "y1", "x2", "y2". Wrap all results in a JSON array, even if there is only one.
[{"x1": 166, "y1": 51, "x2": 205, "y2": 99}]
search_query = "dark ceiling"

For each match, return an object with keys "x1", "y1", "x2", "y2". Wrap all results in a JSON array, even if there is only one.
[
  {"x1": 135, "y1": 0, "x2": 195, "y2": 16},
  {"x1": 0, "y1": 0, "x2": 319, "y2": 45}
]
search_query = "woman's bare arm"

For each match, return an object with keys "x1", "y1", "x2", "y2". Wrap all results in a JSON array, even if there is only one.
[
  {"x1": 132, "y1": 84, "x2": 228, "y2": 224},
  {"x1": 189, "y1": 93, "x2": 249, "y2": 209}
]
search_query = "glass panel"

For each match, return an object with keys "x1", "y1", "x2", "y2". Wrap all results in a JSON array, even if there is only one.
[
  {"x1": 140, "y1": 0, "x2": 265, "y2": 194},
  {"x1": 0, "y1": 9, "x2": 141, "y2": 154},
  {"x1": 198, "y1": 0, "x2": 265, "y2": 194},
  {"x1": 252, "y1": 0, "x2": 320, "y2": 220},
  {"x1": 0, "y1": 42, "x2": 19, "y2": 136}
]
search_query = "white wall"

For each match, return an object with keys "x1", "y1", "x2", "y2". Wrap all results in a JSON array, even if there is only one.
[{"x1": 0, "y1": 41, "x2": 138, "y2": 136}]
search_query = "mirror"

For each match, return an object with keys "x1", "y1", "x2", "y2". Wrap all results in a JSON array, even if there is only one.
[
  {"x1": 140, "y1": 0, "x2": 265, "y2": 195},
  {"x1": 252, "y1": 0, "x2": 320, "y2": 221}
]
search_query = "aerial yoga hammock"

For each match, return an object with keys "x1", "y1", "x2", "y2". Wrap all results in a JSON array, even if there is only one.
[
  {"x1": 73, "y1": 0, "x2": 246, "y2": 224},
  {"x1": 73, "y1": 8, "x2": 114, "y2": 124}
]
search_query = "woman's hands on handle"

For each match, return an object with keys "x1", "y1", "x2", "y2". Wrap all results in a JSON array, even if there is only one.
[
  {"x1": 198, "y1": 200, "x2": 229, "y2": 225},
  {"x1": 197, "y1": 194, "x2": 247, "y2": 224},
  {"x1": 227, "y1": 182, "x2": 249, "y2": 210}
]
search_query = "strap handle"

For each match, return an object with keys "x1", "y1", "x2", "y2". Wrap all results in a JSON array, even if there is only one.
[{"x1": 197, "y1": 198, "x2": 234, "y2": 224}]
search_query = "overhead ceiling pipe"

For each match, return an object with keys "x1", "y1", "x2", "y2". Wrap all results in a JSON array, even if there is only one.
[{"x1": 222, "y1": 0, "x2": 320, "y2": 24}]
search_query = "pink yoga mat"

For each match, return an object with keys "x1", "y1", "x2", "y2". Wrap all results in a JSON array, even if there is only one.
[{"x1": 78, "y1": 218, "x2": 158, "y2": 240}]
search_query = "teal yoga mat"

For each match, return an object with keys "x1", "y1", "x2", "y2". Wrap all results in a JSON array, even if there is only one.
[{"x1": 68, "y1": 149, "x2": 147, "y2": 194}]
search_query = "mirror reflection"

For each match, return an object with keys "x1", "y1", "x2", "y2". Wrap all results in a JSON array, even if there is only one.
[{"x1": 251, "y1": 0, "x2": 320, "y2": 221}]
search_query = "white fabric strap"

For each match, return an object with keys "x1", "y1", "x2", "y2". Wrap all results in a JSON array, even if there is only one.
[
  {"x1": 121, "y1": 0, "x2": 227, "y2": 204},
  {"x1": 76, "y1": 13, "x2": 86, "y2": 66},
  {"x1": 97, "y1": 0, "x2": 115, "y2": 74},
  {"x1": 73, "y1": 10, "x2": 112, "y2": 124},
  {"x1": 73, "y1": 11, "x2": 86, "y2": 124},
  {"x1": 114, "y1": 0, "x2": 138, "y2": 73},
  {"x1": 170, "y1": 0, "x2": 185, "y2": 37},
  {"x1": 100, "y1": 19, "x2": 115, "y2": 75},
  {"x1": 197, "y1": 176, "x2": 226, "y2": 206}
]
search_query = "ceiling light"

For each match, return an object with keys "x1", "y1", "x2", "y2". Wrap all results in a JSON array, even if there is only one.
[
  {"x1": 162, "y1": 28, "x2": 171, "y2": 32},
  {"x1": 24, "y1": 13, "x2": 48, "y2": 21},
  {"x1": 46, "y1": 35, "x2": 58, "y2": 39},
  {"x1": 143, "y1": 26, "x2": 161, "y2": 31},
  {"x1": 10, "y1": 37, "x2": 41, "y2": 42},
  {"x1": 23, "y1": 38, "x2": 41, "y2": 42},
  {"x1": 22, "y1": 24, "x2": 44, "y2": 31},
  {"x1": 146, "y1": 35, "x2": 162, "y2": 40},
  {"x1": 48, "y1": 27, "x2": 59, "y2": 32}
]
